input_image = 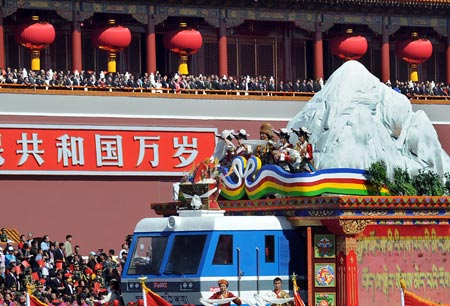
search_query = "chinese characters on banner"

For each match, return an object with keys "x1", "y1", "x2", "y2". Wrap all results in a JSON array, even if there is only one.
[{"x1": 0, "y1": 125, "x2": 217, "y2": 176}]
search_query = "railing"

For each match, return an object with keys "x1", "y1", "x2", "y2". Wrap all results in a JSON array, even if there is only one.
[
  {"x1": 1, "y1": 82, "x2": 449, "y2": 103},
  {"x1": 412, "y1": 94, "x2": 449, "y2": 101},
  {"x1": 0, "y1": 82, "x2": 315, "y2": 97}
]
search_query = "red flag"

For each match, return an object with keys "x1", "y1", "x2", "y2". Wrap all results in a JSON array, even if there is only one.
[
  {"x1": 142, "y1": 283, "x2": 172, "y2": 306},
  {"x1": 292, "y1": 275, "x2": 306, "y2": 306},
  {"x1": 403, "y1": 290, "x2": 450, "y2": 306},
  {"x1": 27, "y1": 291, "x2": 49, "y2": 306},
  {"x1": 22, "y1": 260, "x2": 31, "y2": 268}
]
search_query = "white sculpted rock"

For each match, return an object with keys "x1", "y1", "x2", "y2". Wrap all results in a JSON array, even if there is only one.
[{"x1": 287, "y1": 60, "x2": 450, "y2": 177}]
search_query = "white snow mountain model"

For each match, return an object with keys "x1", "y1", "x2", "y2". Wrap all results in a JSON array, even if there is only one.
[{"x1": 287, "y1": 60, "x2": 450, "y2": 177}]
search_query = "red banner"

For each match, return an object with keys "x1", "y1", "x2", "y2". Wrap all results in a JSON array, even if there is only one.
[
  {"x1": 358, "y1": 225, "x2": 450, "y2": 306},
  {"x1": 0, "y1": 124, "x2": 216, "y2": 175}
]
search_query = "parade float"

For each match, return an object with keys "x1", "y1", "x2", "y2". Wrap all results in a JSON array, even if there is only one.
[{"x1": 122, "y1": 61, "x2": 450, "y2": 306}]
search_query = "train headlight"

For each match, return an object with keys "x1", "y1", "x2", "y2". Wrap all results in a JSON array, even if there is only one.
[
  {"x1": 128, "y1": 283, "x2": 139, "y2": 290},
  {"x1": 168, "y1": 216, "x2": 178, "y2": 229}
]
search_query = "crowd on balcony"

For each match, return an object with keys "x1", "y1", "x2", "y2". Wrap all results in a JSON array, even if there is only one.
[
  {"x1": 385, "y1": 79, "x2": 449, "y2": 97},
  {"x1": 0, "y1": 67, "x2": 449, "y2": 98},
  {"x1": 0, "y1": 67, "x2": 320, "y2": 94},
  {"x1": 0, "y1": 231, "x2": 130, "y2": 306}
]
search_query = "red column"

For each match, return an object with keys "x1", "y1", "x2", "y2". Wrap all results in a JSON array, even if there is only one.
[
  {"x1": 381, "y1": 23, "x2": 390, "y2": 83},
  {"x1": 447, "y1": 23, "x2": 450, "y2": 85},
  {"x1": 0, "y1": 12, "x2": 5, "y2": 69},
  {"x1": 306, "y1": 227, "x2": 313, "y2": 306},
  {"x1": 72, "y1": 12, "x2": 82, "y2": 73},
  {"x1": 146, "y1": 14, "x2": 156, "y2": 74},
  {"x1": 336, "y1": 237, "x2": 359, "y2": 306},
  {"x1": 218, "y1": 18, "x2": 228, "y2": 78},
  {"x1": 314, "y1": 22, "x2": 324, "y2": 80}
]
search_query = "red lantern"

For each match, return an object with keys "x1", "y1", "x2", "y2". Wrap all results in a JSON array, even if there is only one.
[
  {"x1": 92, "y1": 23, "x2": 131, "y2": 53},
  {"x1": 15, "y1": 22, "x2": 55, "y2": 50},
  {"x1": 395, "y1": 36, "x2": 433, "y2": 65},
  {"x1": 163, "y1": 25, "x2": 203, "y2": 56},
  {"x1": 330, "y1": 29, "x2": 368, "y2": 61},
  {"x1": 163, "y1": 23, "x2": 203, "y2": 74},
  {"x1": 92, "y1": 19, "x2": 131, "y2": 73},
  {"x1": 395, "y1": 33, "x2": 433, "y2": 81},
  {"x1": 15, "y1": 16, "x2": 55, "y2": 70}
]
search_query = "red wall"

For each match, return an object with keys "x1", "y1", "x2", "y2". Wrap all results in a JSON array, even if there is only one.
[{"x1": 357, "y1": 224, "x2": 450, "y2": 306}]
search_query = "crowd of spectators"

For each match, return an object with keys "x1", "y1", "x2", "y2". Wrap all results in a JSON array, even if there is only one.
[
  {"x1": 0, "y1": 67, "x2": 323, "y2": 94},
  {"x1": 0, "y1": 231, "x2": 130, "y2": 306},
  {"x1": 386, "y1": 79, "x2": 449, "y2": 97},
  {"x1": 1, "y1": 67, "x2": 450, "y2": 98}
]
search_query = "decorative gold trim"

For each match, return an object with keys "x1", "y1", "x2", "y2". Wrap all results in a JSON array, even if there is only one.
[
  {"x1": 360, "y1": 210, "x2": 388, "y2": 216},
  {"x1": 339, "y1": 219, "x2": 372, "y2": 235},
  {"x1": 412, "y1": 210, "x2": 439, "y2": 216}
]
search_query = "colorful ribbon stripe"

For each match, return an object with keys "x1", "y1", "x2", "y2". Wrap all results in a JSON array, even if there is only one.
[{"x1": 220, "y1": 156, "x2": 377, "y2": 200}]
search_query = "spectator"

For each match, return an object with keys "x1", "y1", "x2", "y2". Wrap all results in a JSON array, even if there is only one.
[
  {"x1": 63, "y1": 235, "x2": 73, "y2": 262},
  {"x1": 54, "y1": 242, "x2": 65, "y2": 264},
  {"x1": 118, "y1": 243, "x2": 128, "y2": 271},
  {"x1": 5, "y1": 265, "x2": 19, "y2": 290},
  {"x1": 87, "y1": 252, "x2": 98, "y2": 271},
  {"x1": 26, "y1": 232, "x2": 33, "y2": 245},
  {"x1": 41, "y1": 235, "x2": 51, "y2": 254},
  {"x1": 4, "y1": 246, "x2": 16, "y2": 267}
]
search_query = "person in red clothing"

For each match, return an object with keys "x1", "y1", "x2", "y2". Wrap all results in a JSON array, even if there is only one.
[{"x1": 209, "y1": 279, "x2": 242, "y2": 306}]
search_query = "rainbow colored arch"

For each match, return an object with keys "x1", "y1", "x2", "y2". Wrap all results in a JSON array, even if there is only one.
[{"x1": 219, "y1": 156, "x2": 377, "y2": 200}]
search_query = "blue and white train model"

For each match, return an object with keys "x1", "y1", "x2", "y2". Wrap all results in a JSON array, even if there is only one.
[{"x1": 120, "y1": 209, "x2": 307, "y2": 305}]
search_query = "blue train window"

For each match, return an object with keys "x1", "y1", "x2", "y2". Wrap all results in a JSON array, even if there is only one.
[
  {"x1": 265, "y1": 235, "x2": 275, "y2": 262},
  {"x1": 127, "y1": 236, "x2": 168, "y2": 275},
  {"x1": 164, "y1": 235, "x2": 207, "y2": 274},
  {"x1": 212, "y1": 235, "x2": 233, "y2": 265}
]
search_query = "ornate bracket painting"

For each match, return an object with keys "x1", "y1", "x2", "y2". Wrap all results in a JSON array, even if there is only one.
[
  {"x1": 314, "y1": 234, "x2": 336, "y2": 258},
  {"x1": 314, "y1": 263, "x2": 336, "y2": 287}
]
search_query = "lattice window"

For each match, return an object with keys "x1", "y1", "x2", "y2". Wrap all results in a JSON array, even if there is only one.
[
  {"x1": 436, "y1": 45, "x2": 445, "y2": 83},
  {"x1": 121, "y1": 33, "x2": 141, "y2": 74},
  {"x1": 203, "y1": 42, "x2": 218, "y2": 76},
  {"x1": 52, "y1": 29, "x2": 70, "y2": 71},
  {"x1": 370, "y1": 43, "x2": 382, "y2": 79},
  {"x1": 294, "y1": 39, "x2": 307, "y2": 80},
  {"x1": 96, "y1": 49, "x2": 108, "y2": 73},
  {"x1": 239, "y1": 41, "x2": 255, "y2": 77},
  {"x1": 257, "y1": 44, "x2": 273, "y2": 78},
  {"x1": 227, "y1": 38, "x2": 237, "y2": 78},
  {"x1": 5, "y1": 27, "x2": 22, "y2": 69},
  {"x1": 426, "y1": 47, "x2": 437, "y2": 83},
  {"x1": 82, "y1": 31, "x2": 96, "y2": 72},
  {"x1": 167, "y1": 51, "x2": 180, "y2": 76}
]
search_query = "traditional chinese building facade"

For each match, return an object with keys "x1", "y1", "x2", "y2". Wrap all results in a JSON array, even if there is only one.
[{"x1": 0, "y1": 0, "x2": 450, "y2": 83}]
